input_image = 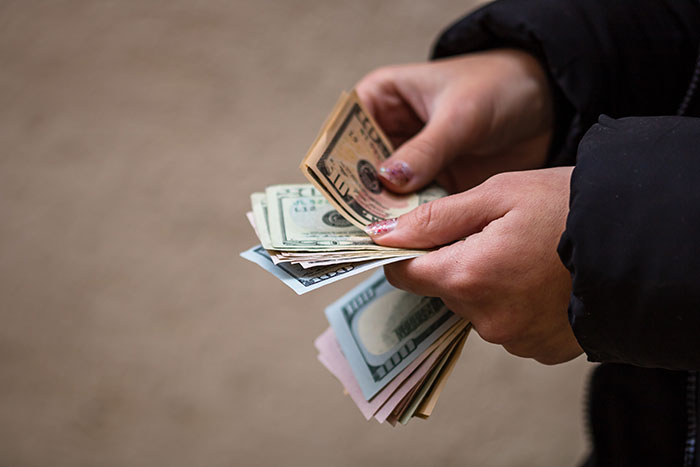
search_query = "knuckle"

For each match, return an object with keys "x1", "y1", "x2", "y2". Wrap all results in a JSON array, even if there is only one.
[
  {"x1": 383, "y1": 265, "x2": 405, "y2": 290},
  {"x1": 356, "y1": 67, "x2": 396, "y2": 100},
  {"x1": 410, "y1": 200, "x2": 438, "y2": 233},
  {"x1": 482, "y1": 171, "x2": 510, "y2": 191},
  {"x1": 383, "y1": 264, "x2": 421, "y2": 294},
  {"x1": 442, "y1": 251, "x2": 485, "y2": 297},
  {"x1": 503, "y1": 343, "x2": 533, "y2": 360},
  {"x1": 439, "y1": 273, "x2": 461, "y2": 297},
  {"x1": 359, "y1": 65, "x2": 401, "y2": 89},
  {"x1": 487, "y1": 171, "x2": 521, "y2": 196},
  {"x1": 384, "y1": 260, "x2": 440, "y2": 297},
  {"x1": 534, "y1": 355, "x2": 561, "y2": 366},
  {"x1": 442, "y1": 270, "x2": 475, "y2": 298},
  {"x1": 459, "y1": 266, "x2": 488, "y2": 296},
  {"x1": 475, "y1": 172, "x2": 514, "y2": 207},
  {"x1": 408, "y1": 136, "x2": 438, "y2": 160},
  {"x1": 475, "y1": 315, "x2": 517, "y2": 345},
  {"x1": 360, "y1": 66, "x2": 390, "y2": 84}
]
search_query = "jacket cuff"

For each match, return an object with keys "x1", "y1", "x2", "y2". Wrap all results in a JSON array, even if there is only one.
[{"x1": 557, "y1": 116, "x2": 700, "y2": 369}]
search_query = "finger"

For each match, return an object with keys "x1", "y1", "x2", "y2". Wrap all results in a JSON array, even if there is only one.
[
  {"x1": 365, "y1": 178, "x2": 510, "y2": 249},
  {"x1": 377, "y1": 111, "x2": 464, "y2": 193},
  {"x1": 382, "y1": 245, "x2": 457, "y2": 297},
  {"x1": 357, "y1": 66, "x2": 478, "y2": 193},
  {"x1": 382, "y1": 238, "x2": 488, "y2": 300},
  {"x1": 355, "y1": 66, "x2": 398, "y2": 117},
  {"x1": 355, "y1": 67, "x2": 425, "y2": 138}
]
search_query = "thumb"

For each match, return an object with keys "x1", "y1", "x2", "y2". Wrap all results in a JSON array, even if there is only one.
[
  {"x1": 378, "y1": 113, "x2": 461, "y2": 193},
  {"x1": 364, "y1": 186, "x2": 509, "y2": 249}
]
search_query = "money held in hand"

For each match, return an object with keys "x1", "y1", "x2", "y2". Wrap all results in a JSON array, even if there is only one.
[
  {"x1": 241, "y1": 90, "x2": 444, "y2": 293},
  {"x1": 240, "y1": 183, "x2": 424, "y2": 295},
  {"x1": 325, "y1": 270, "x2": 461, "y2": 400},
  {"x1": 317, "y1": 271, "x2": 470, "y2": 425},
  {"x1": 300, "y1": 90, "x2": 445, "y2": 228},
  {"x1": 240, "y1": 89, "x2": 468, "y2": 425}
]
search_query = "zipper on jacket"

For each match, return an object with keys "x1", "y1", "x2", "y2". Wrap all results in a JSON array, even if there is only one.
[
  {"x1": 684, "y1": 371, "x2": 698, "y2": 467},
  {"x1": 583, "y1": 365, "x2": 596, "y2": 464}
]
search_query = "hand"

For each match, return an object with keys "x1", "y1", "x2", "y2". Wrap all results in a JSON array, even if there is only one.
[
  {"x1": 355, "y1": 49, "x2": 554, "y2": 194},
  {"x1": 365, "y1": 167, "x2": 583, "y2": 365}
]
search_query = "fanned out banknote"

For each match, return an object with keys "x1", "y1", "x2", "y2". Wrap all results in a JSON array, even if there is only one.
[
  {"x1": 240, "y1": 90, "x2": 469, "y2": 425},
  {"x1": 240, "y1": 183, "x2": 425, "y2": 295},
  {"x1": 240, "y1": 245, "x2": 415, "y2": 295}
]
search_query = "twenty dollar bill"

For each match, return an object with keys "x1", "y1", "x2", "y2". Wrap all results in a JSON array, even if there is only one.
[{"x1": 300, "y1": 90, "x2": 445, "y2": 228}]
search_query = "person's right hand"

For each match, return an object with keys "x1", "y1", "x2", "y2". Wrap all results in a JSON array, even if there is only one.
[
  {"x1": 365, "y1": 167, "x2": 581, "y2": 365},
  {"x1": 355, "y1": 49, "x2": 555, "y2": 194}
]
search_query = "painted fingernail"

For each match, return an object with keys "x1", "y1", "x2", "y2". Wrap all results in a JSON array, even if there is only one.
[
  {"x1": 379, "y1": 161, "x2": 413, "y2": 186},
  {"x1": 365, "y1": 218, "x2": 397, "y2": 237}
]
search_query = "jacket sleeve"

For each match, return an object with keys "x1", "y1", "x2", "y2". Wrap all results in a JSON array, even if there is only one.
[
  {"x1": 431, "y1": 0, "x2": 700, "y2": 164},
  {"x1": 558, "y1": 116, "x2": 700, "y2": 369},
  {"x1": 430, "y1": 0, "x2": 700, "y2": 369}
]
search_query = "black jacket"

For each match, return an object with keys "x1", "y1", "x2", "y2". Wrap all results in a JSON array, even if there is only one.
[{"x1": 431, "y1": 0, "x2": 700, "y2": 464}]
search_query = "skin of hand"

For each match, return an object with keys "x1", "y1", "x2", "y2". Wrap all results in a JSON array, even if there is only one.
[
  {"x1": 366, "y1": 167, "x2": 583, "y2": 365},
  {"x1": 355, "y1": 49, "x2": 555, "y2": 194}
]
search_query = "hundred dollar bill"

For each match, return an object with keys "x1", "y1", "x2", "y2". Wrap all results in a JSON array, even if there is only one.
[
  {"x1": 240, "y1": 245, "x2": 418, "y2": 295},
  {"x1": 325, "y1": 269, "x2": 460, "y2": 400},
  {"x1": 315, "y1": 319, "x2": 468, "y2": 423},
  {"x1": 300, "y1": 90, "x2": 446, "y2": 229}
]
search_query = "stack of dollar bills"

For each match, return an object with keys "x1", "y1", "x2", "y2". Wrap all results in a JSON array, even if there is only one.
[
  {"x1": 318, "y1": 271, "x2": 470, "y2": 425},
  {"x1": 241, "y1": 90, "x2": 469, "y2": 425},
  {"x1": 241, "y1": 184, "x2": 425, "y2": 295}
]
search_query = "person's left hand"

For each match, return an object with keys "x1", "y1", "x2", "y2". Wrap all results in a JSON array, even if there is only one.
[{"x1": 365, "y1": 167, "x2": 582, "y2": 365}]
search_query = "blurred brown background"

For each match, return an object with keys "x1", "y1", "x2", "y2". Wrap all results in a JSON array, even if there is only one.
[{"x1": 0, "y1": 1, "x2": 593, "y2": 465}]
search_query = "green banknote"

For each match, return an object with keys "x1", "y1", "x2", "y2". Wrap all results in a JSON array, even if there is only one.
[
  {"x1": 264, "y1": 184, "x2": 415, "y2": 252},
  {"x1": 264, "y1": 184, "x2": 377, "y2": 250},
  {"x1": 325, "y1": 270, "x2": 460, "y2": 400}
]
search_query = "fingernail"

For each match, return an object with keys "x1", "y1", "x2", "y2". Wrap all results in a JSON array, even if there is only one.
[
  {"x1": 365, "y1": 218, "x2": 397, "y2": 237},
  {"x1": 379, "y1": 161, "x2": 413, "y2": 186}
]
